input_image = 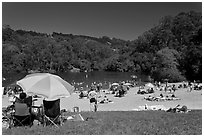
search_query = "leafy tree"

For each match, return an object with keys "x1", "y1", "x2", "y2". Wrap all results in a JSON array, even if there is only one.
[
  {"x1": 2, "y1": 11, "x2": 202, "y2": 82},
  {"x1": 152, "y1": 47, "x2": 185, "y2": 82}
]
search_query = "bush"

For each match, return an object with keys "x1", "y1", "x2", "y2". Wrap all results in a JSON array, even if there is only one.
[{"x1": 152, "y1": 67, "x2": 186, "y2": 83}]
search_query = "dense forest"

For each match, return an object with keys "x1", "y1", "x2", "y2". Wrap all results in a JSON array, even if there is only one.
[{"x1": 2, "y1": 11, "x2": 202, "y2": 82}]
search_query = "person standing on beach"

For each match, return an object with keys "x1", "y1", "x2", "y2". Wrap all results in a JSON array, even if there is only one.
[
  {"x1": 190, "y1": 83, "x2": 193, "y2": 92},
  {"x1": 172, "y1": 84, "x2": 176, "y2": 93},
  {"x1": 88, "y1": 90, "x2": 98, "y2": 112},
  {"x1": 187, "y1": 82, "x2": 193, "y2": 92}
]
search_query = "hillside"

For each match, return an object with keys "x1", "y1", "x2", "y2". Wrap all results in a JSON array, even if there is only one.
[{"x1": 2, "y1": 11, "x2": 202, "y2": 82}]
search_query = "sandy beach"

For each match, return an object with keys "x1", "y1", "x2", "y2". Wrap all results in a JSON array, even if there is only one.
[{"x1": 2, "y1": 83, "x2": 202, "y2": 111}]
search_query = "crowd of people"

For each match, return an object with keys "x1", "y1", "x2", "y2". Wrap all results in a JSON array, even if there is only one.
[
  {"x1": 2, "y1": 74, "x2": 202, "y2": 130},
  {"x1": 144, "y1": 94, "x2": 180, "y2": 102},
  {"x1": 75, "y1": 79, "x2": 203, "y2": 112},
  {"x1": 77, "y1": 81, "x2": 134, "y2": 111},
  {"x1": 137, "y1": 87, "x2": 154, "y2": 94},
  {"x1": 154, "y1": 81, "x2": 202, "y2": 93},
  {"x1": 3, "y1": 79, "x2": 202, "y2": 113}
]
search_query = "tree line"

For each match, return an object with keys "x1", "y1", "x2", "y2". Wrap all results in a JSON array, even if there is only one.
[{"x1": 2, "y1": 11, "x2": 202, "y2": 82}]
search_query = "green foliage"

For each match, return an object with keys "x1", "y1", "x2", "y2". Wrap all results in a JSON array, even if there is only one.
[
  {"x1": 2, "y1": 11, "x2": 202, "y2": 82},
  {"x1": 152, "y1": 67, "x2": 186, "y2": 83},
  {"x1": 129, "y1": 11, "x2": 201, "y2": 82},
  {"x1": 151, "y1": 47, "x2": 186, "y2": 82}
]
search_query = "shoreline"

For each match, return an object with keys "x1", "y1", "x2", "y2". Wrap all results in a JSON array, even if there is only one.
[
  {"x1": 52, "y1": 82, "x2": 203, "y2": 111},
  {"x1": 2, "y1": 82, "x2": 202, "y2": 111}
]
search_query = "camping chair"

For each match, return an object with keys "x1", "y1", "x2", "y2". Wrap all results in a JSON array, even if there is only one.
[
  {"x1": 11, "y1": 102, "x2": 33, "y2": 127},
  {"x1": 43, "y1": 99, "x2": 62, "y2": 128}
]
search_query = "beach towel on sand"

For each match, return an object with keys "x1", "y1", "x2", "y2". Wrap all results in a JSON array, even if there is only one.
[
  {"x1": 67, "y1": 114, "x2": 84, "y2": 121},
  {"x1": 133, "y1": 105, "x2": 167, "y2": 111}
]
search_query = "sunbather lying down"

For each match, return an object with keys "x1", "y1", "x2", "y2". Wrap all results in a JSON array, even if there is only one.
[
  {"x1": 166, "y1": 104, "x2": 190, "y2": 113},
  {"x1": 144, "y1": 94, "x2": 180, "y2": 101},
  {"x1": 99, "y1": 96, "x2": 113, "y2": 104},
  {"x1": 136, "y1": 104, "x2": 167, "y2": 111},
  {"x1": 133, "y1": 104, "x2": 190, "y2": 113}
]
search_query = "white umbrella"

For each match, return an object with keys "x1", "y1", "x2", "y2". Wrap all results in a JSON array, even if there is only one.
[
  {"x1": 124, "y1": 83, "x2": 132, "y2": 86},
  {"x1": 111, "y1": 83, "x2": 119, "y2": 86},
  {"x1": 145, "y1": 83, "x2": 154, "y2": 88},
  {"x1": 17, "y1": 73, "x2": 75, "y2": 100}
]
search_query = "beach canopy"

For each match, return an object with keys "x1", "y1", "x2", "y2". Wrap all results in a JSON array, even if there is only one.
[
  {"x1": 111, "y1": 83, "x2": 119, "y2": 86},
  {"x1": 16, "y1": 73, "x2": 75, "y2": 100},
  {"x1": 124, "y1": 83, "x2": 132, "y2": 86},
  {"x1": 145, "y1": 83, "x2": 154, "y2": 88}
]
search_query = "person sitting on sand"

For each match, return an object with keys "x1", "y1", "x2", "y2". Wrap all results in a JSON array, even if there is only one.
[
  {"x1": 100, "y1": 96, "x2": 112, "y2": 104},
  {"x1": 149, "y1": 88, "x2": 154, "y2": 93},
  {"x1": 177, "y1": 105, "x2": 188, "y2": 113},
  {"x1": 166, "y1": 105, "x2": 188, "y2": 113},
  {"x1": 145, "y1": 95, "x2": 155, "y2": 101},
  {"x1": 160, "y1": 94, "x2": 164, "y2": 98},
  {"x1": 171, "y1": 94, "x2": 176, "y2": 98},
  {"x1": 178, "y1": 84, "x2": 182, "y2": 88},
  {"x1": 154, "y1": 95, "x2": 164, "y2": 101},
  {"x1": 171, "y1": 94, "x2": 180, "y2": 101},
  {"x1": 165, "y1": 95, "x2": 171, "y2": 100}
]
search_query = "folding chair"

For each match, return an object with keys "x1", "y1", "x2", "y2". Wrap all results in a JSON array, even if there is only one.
[
  {"x1": 31, "y1": 105, "x2": 44, "y2": 125},
  {"x1": 43, "y1": 99, "x2": 62, "y2": 128},
  {"x1": 11, "y1": 102, "x2": 33, "y2": 127}
]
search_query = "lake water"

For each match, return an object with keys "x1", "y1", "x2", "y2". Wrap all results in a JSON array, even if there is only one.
[{"x1": 2, "y1": 71, "x2": 148, "y2": 89}]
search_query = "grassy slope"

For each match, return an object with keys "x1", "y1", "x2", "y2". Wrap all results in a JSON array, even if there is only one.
[{"x1": 2, "y1": 110, "x2": 202, "y2": 135}]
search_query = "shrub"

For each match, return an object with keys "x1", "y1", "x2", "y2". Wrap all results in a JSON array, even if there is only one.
[{"x1": 152, "y1": 67, "x2": 186, "y2": 82}]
